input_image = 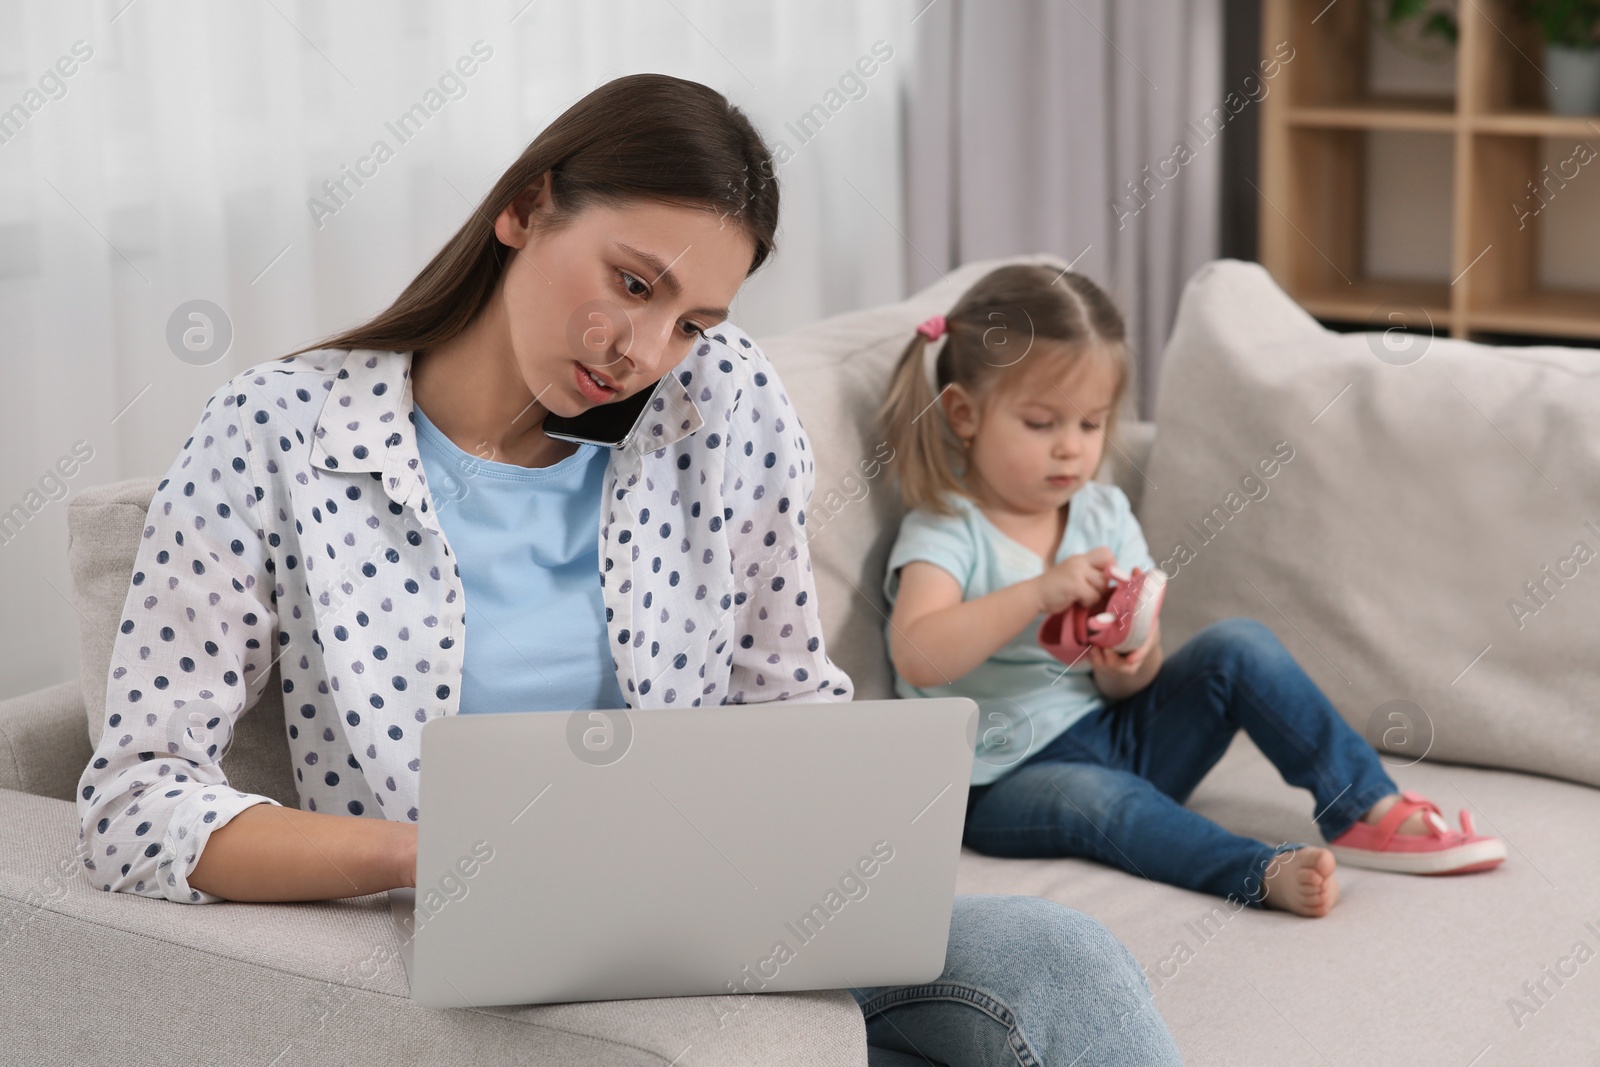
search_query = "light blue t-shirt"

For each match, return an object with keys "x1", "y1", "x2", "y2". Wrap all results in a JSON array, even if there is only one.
[
  {"x1": 881, "y1": 481, "x2": 1157, "y2": 785},
  {"x1": 413, "y1": 404, "x2": 626, "y2": 715}
]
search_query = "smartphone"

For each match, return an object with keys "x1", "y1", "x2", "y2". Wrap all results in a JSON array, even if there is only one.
[{"x1": 543, "y1": 374, "x2": 674, "y2": 449}]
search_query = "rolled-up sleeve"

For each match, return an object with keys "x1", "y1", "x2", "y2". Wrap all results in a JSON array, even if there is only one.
[
  {"x1": 75, "y1": 382, "x2": 284, "y2": 903},
  {"x1": 722, "y1": 342, "x2": 854, "y2": 705}
]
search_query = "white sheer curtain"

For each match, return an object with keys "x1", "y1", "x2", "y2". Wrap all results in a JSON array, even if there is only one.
[
  {"x1": 905, "y1": 0, "x2": 1224, "y2": 419},
  {"x1": 0, "y1": 0, "x2": 917, "y2": 697}
]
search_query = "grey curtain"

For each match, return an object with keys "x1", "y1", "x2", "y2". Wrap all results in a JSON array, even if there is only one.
[{"x1": 905, "y1": 0, "x2": 1225, "y2": 418}]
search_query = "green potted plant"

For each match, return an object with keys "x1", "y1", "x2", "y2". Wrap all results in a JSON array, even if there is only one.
[
  {"x1": 1380, "y1": 0, "x2": 1459, "y2": 57},
  {"x1": 1518, "y1": 0, "x2": 1600, "y2": 115}
]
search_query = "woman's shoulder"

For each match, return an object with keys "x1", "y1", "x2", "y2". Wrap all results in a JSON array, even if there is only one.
[
  {"x1": 677, "y1": 323, "x2": 807, "y2": 460},
  {"x1": 192, "y1": 347, "x2": 390, "y2": 438},
  {"x1": 694, "y1": 321, "x2": 761, "y2": 362},
  {"x1": 165, "y1": 349, "x2": 397, "y2": 493},
  {"x1": 679, "y1": 322, "x2": 773, "y2": 404},
  {"x1": 197, "y1": 347, "x2": 353, "y2": 414}
]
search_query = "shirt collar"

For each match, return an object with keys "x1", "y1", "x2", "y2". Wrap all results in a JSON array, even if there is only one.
[{"x1": 309, "y1": 348, "x2": 706, "y2": 479}]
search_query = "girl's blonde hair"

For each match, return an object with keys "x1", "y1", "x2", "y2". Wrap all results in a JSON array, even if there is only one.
[{"x1": 876, "y1": 264, "x2": 1131, "y2": 517}]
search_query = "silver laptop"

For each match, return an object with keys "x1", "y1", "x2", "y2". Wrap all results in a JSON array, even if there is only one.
[{"x1": 388, "y1": 697, "x2": 979, "y2": 1008}]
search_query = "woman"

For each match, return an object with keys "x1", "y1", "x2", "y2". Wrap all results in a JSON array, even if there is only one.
[{"x1": 75, "y1": 73, "x2": 1182, "y2": 1066}]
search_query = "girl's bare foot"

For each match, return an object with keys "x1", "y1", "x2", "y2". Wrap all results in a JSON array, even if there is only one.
[{"x1": 1260, "y1": 847, "x2": 1339, "y2": 917}]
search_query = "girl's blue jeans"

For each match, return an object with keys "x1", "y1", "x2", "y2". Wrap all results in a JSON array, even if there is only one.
[
  {"x1": 963, "y1": 617, "x2": 1398, "y2": 907},
  {"x1": 850, "y1": 894, "x2": 1184, "y2": 1066}
]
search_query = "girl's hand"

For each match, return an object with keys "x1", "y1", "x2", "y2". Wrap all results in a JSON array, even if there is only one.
[
  {"x1": 1034, "y1": 546, "x2": 1115, "y2": 616},
  {"x1": 1088, "y1": 617, "x2": 1159, "y2": 673}
]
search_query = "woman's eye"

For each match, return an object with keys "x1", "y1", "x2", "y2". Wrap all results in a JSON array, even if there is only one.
[
  {"x1": 1082, "y1": 421, "x2": 1102, "y2": 432},
  {"x1": 1026, "y1": 421, "x2": 1051, "y2": 430},
  {"x1": 619, "y1": 270, "x2": 649, "y2": 298},
  {"x1": 620, "y1": 270, "x2": 702, "y2": 338}
]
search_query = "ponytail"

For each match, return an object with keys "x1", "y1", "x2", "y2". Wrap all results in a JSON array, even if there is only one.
[{"x1": 875, "y1": 330, "x2": 967, "y2": 517}]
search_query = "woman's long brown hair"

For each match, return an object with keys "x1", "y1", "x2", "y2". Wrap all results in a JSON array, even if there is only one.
[{"x1": 275, "y1": 73, "x2": 779, "y2": 361}]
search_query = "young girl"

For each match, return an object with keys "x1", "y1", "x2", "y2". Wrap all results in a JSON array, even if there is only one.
[{"x1": 877, "y1": 264, "x2": 1506, "y2": 917}]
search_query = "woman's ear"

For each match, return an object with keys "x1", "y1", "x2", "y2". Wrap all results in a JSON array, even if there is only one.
[{"x1": 495, "y1": 172, "x2": 555, "y2": 249}]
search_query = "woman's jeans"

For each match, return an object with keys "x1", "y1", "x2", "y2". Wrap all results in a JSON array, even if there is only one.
[
  {"x1": 964, "y1": 617, "x2": 1398, "y2": 906},
  {"x1": 850, "y1": 894, "x2": 1184, "y2": 1066}
]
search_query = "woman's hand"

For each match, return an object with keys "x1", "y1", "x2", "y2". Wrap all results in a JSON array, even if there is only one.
[
  {"x1": 1033, "y1": 546, "x2": 1115, "y2": 616},
  {"x1": 1088, "y1": 617, "x2": 1163, "y2": 701}
]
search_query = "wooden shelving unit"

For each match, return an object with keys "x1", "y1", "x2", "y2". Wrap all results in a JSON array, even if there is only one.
[{"x1": 1258, "y1": 0, "x2": 1600, "y2": 341}]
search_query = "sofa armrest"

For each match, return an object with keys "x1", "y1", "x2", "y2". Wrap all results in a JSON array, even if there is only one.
[{"x1": 0, "y1": 680, "x2": 91, "y2": 802}]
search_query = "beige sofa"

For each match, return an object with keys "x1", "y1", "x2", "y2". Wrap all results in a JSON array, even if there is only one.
[{"x1": 4, "y1": 253, "x2": 1597, "y2": 1064}]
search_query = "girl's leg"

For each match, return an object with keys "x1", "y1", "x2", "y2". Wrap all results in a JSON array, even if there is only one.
[
  {"x1": 850, "y1": 894, "x2": 1184, "y2": 1067},
  {"x1": 963, "y1": 755, "x2": 1291, "y2": 905},
  {"x1": 1104, "y1": 617, "x2": 1396, "y2": 842}
]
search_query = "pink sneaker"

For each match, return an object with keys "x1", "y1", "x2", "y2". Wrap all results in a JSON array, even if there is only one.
[
  {"x1": 1327, "y1": 790, "x2": 1507, "y2": 874},
  {"x1": 1038, "y1": 566, "x2": 1167, "y2": 664}
]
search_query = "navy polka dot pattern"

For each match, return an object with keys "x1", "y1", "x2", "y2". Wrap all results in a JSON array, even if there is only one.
[{"x1": 74, "y1": 326, "x2": 854, "y2": 903}]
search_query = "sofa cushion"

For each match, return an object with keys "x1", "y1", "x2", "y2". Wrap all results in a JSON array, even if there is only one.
[
  {"x1": 763, "y1": 252, "x2": 1149, "y2": 702},
  {"x1": 67, "y1": 477, "x2": 298, "y2": 806},
  {"x1": 1139, "y1": 259, "x2": 1600, "y2": 787},
  {"x1": 955, "y1": 733, "x2": 1600, "y2": 1063}
]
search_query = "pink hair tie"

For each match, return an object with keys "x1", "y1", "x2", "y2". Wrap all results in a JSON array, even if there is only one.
[{"x1": 916, "y1": 314, "x2": 947, "y2": 341}]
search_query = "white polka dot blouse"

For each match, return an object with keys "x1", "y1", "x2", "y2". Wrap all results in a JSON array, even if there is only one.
[{"x1": 75, "y1": 326, "x2": 855, "y2": 903}]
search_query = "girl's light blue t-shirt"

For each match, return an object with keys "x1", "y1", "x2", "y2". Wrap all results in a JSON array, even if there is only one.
[
  {"x1": 413, "y1": 404, "x2": 626, "y2": 715},
  {"x1": 881, "y1": 481, "x2": 1157, "y2": 785}
]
